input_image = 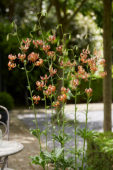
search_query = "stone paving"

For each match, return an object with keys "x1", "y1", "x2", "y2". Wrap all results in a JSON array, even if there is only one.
[{"x1": 18, "y1": 103, "x2": 113, "y2": 132}]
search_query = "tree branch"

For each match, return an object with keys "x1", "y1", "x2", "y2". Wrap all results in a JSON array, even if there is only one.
[{"x1": 67, "y1": 0, "x2": 88, "y2": 23}]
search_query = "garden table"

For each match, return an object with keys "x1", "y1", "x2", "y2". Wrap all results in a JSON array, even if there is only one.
[{"x1": 0, "y1": 140, "x2": 24, "y2": 170}]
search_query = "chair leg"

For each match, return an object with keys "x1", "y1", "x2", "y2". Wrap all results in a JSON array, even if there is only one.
[{"x1": 1, "y1": 156, "x2": 8, "y2": 170}]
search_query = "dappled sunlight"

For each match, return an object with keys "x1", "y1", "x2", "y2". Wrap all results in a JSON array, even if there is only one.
[{"x1": 10, "y1": 135, "x2": 36, "y2": 144}]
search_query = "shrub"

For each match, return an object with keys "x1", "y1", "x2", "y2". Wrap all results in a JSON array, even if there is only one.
[
  {"x1": 0, "y1": 92, "x2": 14, "y2": 110},
  {"x1": 87, "y1": 132, "x2": 113, "y2": 170}
]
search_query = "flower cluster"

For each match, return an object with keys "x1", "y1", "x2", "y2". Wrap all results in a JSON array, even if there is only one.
[
  {"x1": 28, "y1": 52, "x2": 39, "y2": 63},
  {"x1": 44, "y1": 85, "x2": 56, "y2": 97},
  {"x1": 71, "y1": 79, "x2": 79, "y2": 90},
  {"x1": 87, "y1": 58, "x2": 97, "y2": 73},
  {"x1": 58, "y1": 94, "x2": 67, "y2": 103},
  {"x1": 8, "y1": 54, "x2": 16, "y2": 70},
  {"x1": 40, "y1": 74, "x2": 49, "y2": 83},
  {"x1": 80, "y1": 49, "x2": 90, "y2": 63},
  {"x1": 52, "y1": 87, "x2": 69, "y2": 108},
  {"x1": 81, "y1": 49, "x2": 107, "y2": 77},
  {"x1": 8, "y1": 35, "x2": 63, "y2": 72},
  {"x1": 36, "y1": 81, "x2": 45, "y2": 91},
  {"x1": 43, "y1": 45, "x2": 51, "y2": 52},
  {"x1": 47, "y1": 51, "x2": 55, "y2": 57},
  {"x1": 33, "y1": 95, "x2": 40, "y2": 104},
  {"x1": 52, "y1": 101, "x2": 60, "y2": 108},
  {"x1": 8, "y1": 61, "x2": 16, "y2": 70},
  {"x1": 56, "y1": 45, "x2": 63, "y2": 53},
  {"x1": 48, "y1": 35, "x2": 56, "y2": 43},
  {"x1": 35, "y1": 58, "x2": 43, "y2": 67},
  {"x1": 49, "y1": 67, "x2": 57, "y2": 77},
  {"x1": 75, "y1": 65, "x2": 89, "y2": 80},
  {"x1": 33, "y1": 40, "x2": 44, "y2": 48},
  {"x1": 20, "y1": 38, "x2": 31, "y2": 52},
  {"x1": 85, "y1": 88, "x2": 93, "y2": 97},
  {"x1": 8, "y1": 35, "x2": 107, "y2": 110},
  {"x1": 58, "y1": 87, "x2": 69, "y2": 103},
  {"x1": 61, "y1": 87, "x2": 69, "y2": 94},
  {"x1": 18, "y1": 54, "x2": 26, "y2": 62},
  {"x1": 8, "y1": 54, "x2": 17, "y2": 60}
]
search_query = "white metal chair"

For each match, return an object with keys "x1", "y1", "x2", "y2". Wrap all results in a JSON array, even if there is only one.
[
  {"x1": 0, "y1": 105, "x2": 9, "y2": 140},
  {"x1": 0, "y1": 105, "x2": 12, "y2": 170}
]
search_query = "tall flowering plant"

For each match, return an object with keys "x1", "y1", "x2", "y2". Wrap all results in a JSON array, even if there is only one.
[{"x1": 8, "y1": 29, "x2": 106, "y2": 169}]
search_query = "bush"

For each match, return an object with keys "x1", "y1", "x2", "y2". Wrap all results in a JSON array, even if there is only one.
[
  {"x1": 87, "y1": 132, "x2": 113, "y2": 170},
  {"x1": 0, "y1": 92, "x2": 14, "y2": 110}
]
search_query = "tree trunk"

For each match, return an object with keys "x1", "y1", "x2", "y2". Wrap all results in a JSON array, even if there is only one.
[{"x1": 103, "y1": 0, "x2": 112, "y2": 131}]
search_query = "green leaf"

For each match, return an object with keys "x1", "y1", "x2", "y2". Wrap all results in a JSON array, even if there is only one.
[
  {"x1": 11, "y1": 21, "x2": 14, "y2": 28},
  {"x1": 55, "y1": 148, "x2": 63, "y2": 159},
  {"x1": 30, "y1": 32, "x2": 33, "y2": 38},
  {"x1": 27, "y1": 86, "x2": 30, "y2": 91},
  {"x1": 33, "y1": 24, "x2": 37, "y2": 31},
  {"x1": 30, "y1": 128, "x2": 41, "y2": 138},
  {"x1": 12, "y1": 32, "x2": 17, "y2": 36},
  {"x1": 28, "y1": 97, "x2": 32, "y2": 101},
  {"x1": 6, "y1": 34, "x2": 9, "y2": 41},
  {"x1": 56, "y1": 24, "x2": 62, "y2": 30},
  {"x1": 41, "y1": 11, "x2": 47, "y2": 17},
  {"x1": 43, "y1": 151, "x2": 51, "y2": 159},
  {"x1": 69, "y1": 33, "x2": 71, "y2": 40}
]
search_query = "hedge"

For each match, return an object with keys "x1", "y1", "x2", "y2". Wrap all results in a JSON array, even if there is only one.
[{"x1": 0, "y1": 92, "x2": 14, "y2": 110}]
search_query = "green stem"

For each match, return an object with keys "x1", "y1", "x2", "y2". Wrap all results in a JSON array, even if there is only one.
[
  {"x1": 82, "y1": 76, "x2": 92, "y2": 169},
  {"x1": 24, "y1": 62, "x2": 42, "y2": 152},
  {"x1": 50, "y1": 76, "x2": 55, "y2": 150},
  {"x1": 51, "y1": 96, "x2": 55, "y2": 150},
  {"x1": 74, "y1": 92, "x2": 77, "y2": 170},
  {"x1": 45, "y1": 96, "x2": 48, "y2": 170},
  {"x1": 62, "y1": 102, "x2": 65, "y2": 160},
  {"x1": 24, "y1": 62, "x2": 38, "y2": 128},
  {"x1": 44, "y1": 95, "x2": 48, "y2": 150},
  {"x1": 62, "y1": 53, "x2": 65, "y2": 162},
  {"x1": 82, "y1": 97, "x2": 89, "y2": 169}
]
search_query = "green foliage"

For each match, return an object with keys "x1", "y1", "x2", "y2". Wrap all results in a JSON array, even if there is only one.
[
  {"x1": 77, "y1": 128, "x2": 98, "y2": 140},
  {"x1": 31, "y1": 151, "x2": 49, "y2": 169},
  {"x1": 30, "y1": 128, "x2": 41, "y2": 139},
  {"x1": 81, "y1": 0, "x2": 103, "y2": 28},
  {"x1": 31, "y1": 149, "x2": 74, "y2": 169},
  {"x1": 0, "y1": 92, "x2": 14, "y2": 110},
  {"x1": 87, "y1": 132, "x2": 113, "y2": 170},
  {"x1": 52, "y1": 132, "x2": 71, "y2": 146}
]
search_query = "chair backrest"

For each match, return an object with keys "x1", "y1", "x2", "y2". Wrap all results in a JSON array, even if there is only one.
[{"x1": 0, "y1": 105, "x2": 9, "y2": 140}]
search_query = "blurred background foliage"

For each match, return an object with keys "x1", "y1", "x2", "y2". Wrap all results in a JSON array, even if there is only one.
[{"x1": 0, "y1": 0, "x2": 112, "y2": 107}]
